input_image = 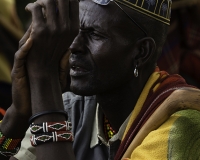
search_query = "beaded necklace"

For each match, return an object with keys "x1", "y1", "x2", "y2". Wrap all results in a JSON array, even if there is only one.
[{"x1": 104, "y1": 116, "x2": 116, "y2": 140}]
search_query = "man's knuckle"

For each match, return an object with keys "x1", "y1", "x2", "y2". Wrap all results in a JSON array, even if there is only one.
[
  {"x1": 60, "y1": 23, "x2": 70, "y2": 31},
  {"x1": 11, "y1": 69, "x2": 16, "y2": 80},
  {"x1": 19, "y1": 40, "x2": 24, "y2": 48},
  {"x1": 25, "y1": 3, "x2": 32, "y2": 10},
  {"x1": 49, "y1": 26, "x2": 59, "y2": 35},
  {"x1": 33, "y1": 2, "x2": 42, "y2": 10},
  {"x1": 26, "y1": 2, "x2": 40, "y2": 11},
  {"x1": 32, "y1": 25, "x2": 46, "y2": 37},
  {"x1": 14, "y1": 52, "x2": 19, "y2": 61},
  {"x1": 45, "y1": 0, "x2": 53, "y2": 6}
]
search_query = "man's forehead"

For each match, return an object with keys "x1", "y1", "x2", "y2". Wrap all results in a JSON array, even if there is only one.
[
  {"x1": 79, "y1": 0, "x2": 112, "y2": 14},
  {"x1": 79, "y1": 0, "x2": 122, "y2": 27}
]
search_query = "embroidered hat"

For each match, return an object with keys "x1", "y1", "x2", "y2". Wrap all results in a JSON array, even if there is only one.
[{"x1": 93, "y1": 0, "x2": 172, "y2": 25}]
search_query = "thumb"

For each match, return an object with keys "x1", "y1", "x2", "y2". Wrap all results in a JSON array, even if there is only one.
[
  {"x1": 59, "y1": 50, "x2": 71, "y2": 92},
  {"x1": 15, "y1": 38, "x2": 33, "y2": 62},
  {"x1": 12, "y1": 38, "x2": 33, "y2": 79}
]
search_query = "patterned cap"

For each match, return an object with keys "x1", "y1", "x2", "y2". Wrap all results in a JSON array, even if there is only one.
[
  {"x1": 115, "y1": 0, "x2": 172, "y2": 25},
  {"x1": 93, "y1": 0, "x2": 172, "y2": 25}
]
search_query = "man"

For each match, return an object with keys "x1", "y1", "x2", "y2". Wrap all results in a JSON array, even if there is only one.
[{"x1": 0, "y1": 0, "x2": 200, "y2": 159}]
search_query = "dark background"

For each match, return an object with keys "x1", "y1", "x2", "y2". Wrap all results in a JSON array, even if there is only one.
[{"x1": 16, "y1": 0, "x2": 35, "y2": 30}]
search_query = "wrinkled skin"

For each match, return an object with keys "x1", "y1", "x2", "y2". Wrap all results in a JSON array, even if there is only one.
[
  {"x1": 69, "y1": 0, "x2": 139, "y2": 96},
  {"x1": 69, "y1": 0, "x2": 156, "y2": 130},
  {"x1": 25, "y1": 0, "x2": 79, "y2": 77}
]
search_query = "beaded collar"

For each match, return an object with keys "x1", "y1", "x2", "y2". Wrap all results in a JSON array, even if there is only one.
[{"x1": 103, "y1": 116, "x2": 117, "y2": 140}]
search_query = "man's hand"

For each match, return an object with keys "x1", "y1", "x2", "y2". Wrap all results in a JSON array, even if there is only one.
[
  {"x1": 11, "y1": 26, "x2": 33, "y2": 116},
  {"x1": 0, "y1": 27, "x2": 33, "y2": 138},
  {"x1": 20, "y1": 1, "x2": 78, "y2": 159},
  {"x1": 25, "y1": 0, "x2": 79, "y2": 77},
  {"x1": 59, "y1": 50, "x2": 71, "y2": 92}
]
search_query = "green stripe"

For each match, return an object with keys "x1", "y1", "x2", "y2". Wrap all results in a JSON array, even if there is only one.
[{"x1": 168, "y1": 109, "x2": 200, "y2": 160}]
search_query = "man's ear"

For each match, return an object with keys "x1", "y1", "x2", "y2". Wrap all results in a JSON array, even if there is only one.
[{"x1": 132, "y1": 37, "x2": 156, "y2": 68}]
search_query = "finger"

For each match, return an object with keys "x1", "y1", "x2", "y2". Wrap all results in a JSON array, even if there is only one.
[
  {"x1": 69, "y1": 0, "x2": 79, "y2": 34},
  {"x1": 26, "y1": 3, "x2": 45, "y2": 27},
  {"x1": 37, "y1": 0, "x2": 58, "y2": 25},
  {"x1": 19, "y1": 24, "x2": 32, "y2": 48},
  {"x1": 14, "y1": 38, "x2": 33, "y2": 67},
  {"x1": 69, "y1": 0, "x2": 79, "y2": 21},
  {"x1": 60, "y1": 50, "x2": 70, "y2": 91},
  {"x1": 12, "y1": 38, "x2": 33, "y2": 78},
  {"x1": 57, "y1": 0, "x2": 70, "y2": 24},
  {"x1": 60, "y1": 50, "x2": 70, "y2": 70}
]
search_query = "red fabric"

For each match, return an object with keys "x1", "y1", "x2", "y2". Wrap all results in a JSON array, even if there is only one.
[
  {"x1": 114, "y1": 70, "x2": 195, "y2": 160},
  {"x1": 0, "y1": 107, "x2": 6, "y2": 120}
]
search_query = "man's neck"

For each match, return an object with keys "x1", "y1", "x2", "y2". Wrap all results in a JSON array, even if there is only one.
[{"x1": 96, "y1": 79, "x2": 144, "y2": 132}]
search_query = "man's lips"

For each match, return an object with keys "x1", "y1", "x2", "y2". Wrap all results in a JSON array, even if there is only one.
[
  {"x1": 69, "y1": 54, "x2": 93, "y2": 76},
  {"x1": 71, "y1": 65, "x2": 88, "y2": 72},
  {"x1": 70, "y1": 65, "x2": 90, "y2": 76}
]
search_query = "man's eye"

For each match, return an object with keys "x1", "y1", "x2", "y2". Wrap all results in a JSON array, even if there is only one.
[{"x1": 89, "y1": 31, "x2": 104, "y2": 39}]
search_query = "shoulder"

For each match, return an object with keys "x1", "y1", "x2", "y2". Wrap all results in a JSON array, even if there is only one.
[
  {"x1": 167, "y1": 109, "x2": 200, "y2": 159},
  {"x1": 130, "y1": 109, "x2": 200, "y2": 160}
]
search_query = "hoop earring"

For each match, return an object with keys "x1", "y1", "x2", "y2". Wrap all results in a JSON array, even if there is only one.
[{"x1": 134, "y1": 65, "x2": 138, "y2": 77}]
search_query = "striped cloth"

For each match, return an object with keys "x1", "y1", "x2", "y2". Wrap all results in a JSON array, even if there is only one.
[
  {"x1": 114, "y1": 67, "x2": 195, "y2": 160},
  {"x1": 123, "y1": 109, "x2": 200, "y2": 160}
]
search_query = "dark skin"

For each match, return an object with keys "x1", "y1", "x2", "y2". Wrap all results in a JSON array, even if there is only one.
[
  {"x1": 69, "y1": 0, "x2": 156, "y2": 130},
  {"x1": 1, "y1": 0, "x2": 156, "y2": 159}
]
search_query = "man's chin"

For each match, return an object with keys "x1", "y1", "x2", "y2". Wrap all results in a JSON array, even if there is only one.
[{"x1": 70, "y1": 85, "x2": 96, "y2": 96}]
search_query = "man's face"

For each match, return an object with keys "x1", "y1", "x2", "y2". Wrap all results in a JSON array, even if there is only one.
[{"x1": 69, "y1": 0, "x2": 137, "y2": 95}]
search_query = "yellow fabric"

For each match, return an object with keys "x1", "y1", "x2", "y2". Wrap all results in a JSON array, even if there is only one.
[
  {"x1": 121, "y1": 76, "x2": 200, "y2": 160},
  {"x1": 0, "y1": 0, "x2": 22, "y2": 83},
  {"x1": 122, "y1": 71, "x2": 160, "y2": 140},
  {"x1": 123, "y1": 109, "x2": 200, "y2": 160},
  {"x1": 0, "y1": 0, "x2": 23, "y2": 39},
  {"x1": 128, "y1": 114, "x2": 179, "y2": 160},
  {"x1": 0, "y1": 52, "x2": 11, "y2": 83},
  {"x1": 0, "y1": 0, "x2": 14, "y2": 20}
]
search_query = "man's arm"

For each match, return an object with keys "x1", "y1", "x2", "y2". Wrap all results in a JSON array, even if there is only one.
[
  {"x1": 24, "y1": 0, "x2": 79, "y2": 159},
  {"x1": 0, "y1": 29, "x2": 33, "y2": 159}
]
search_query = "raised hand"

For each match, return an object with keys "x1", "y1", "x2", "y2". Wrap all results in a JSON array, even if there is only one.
[
  {"x1": 11, "y1": 26, "x2": 32, "y2": 117},
  {"x1": 59, "y1": 50, "x2": 71, "y2": 92},
  {"x1": 20, "y1": 0, "x2": 78, "y2": 159},
  {"x1": 0, "y1": 26, "x2": 33, "y2": 138},
  {"x1": 25, "y1": 0, "x2": 79, "y2": 77}
]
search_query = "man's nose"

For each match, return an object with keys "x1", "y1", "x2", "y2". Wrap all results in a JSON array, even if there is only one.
[{"x1": 69, "y1": 33, "x2": 85, "y2": 53}]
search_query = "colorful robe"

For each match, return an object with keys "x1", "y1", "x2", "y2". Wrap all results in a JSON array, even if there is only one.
[{"x1": 115, "y1": 68, "x2": 200, "y2": 160}]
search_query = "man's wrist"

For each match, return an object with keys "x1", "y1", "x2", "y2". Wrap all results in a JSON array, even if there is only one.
[
  {"x1": 0, "y1": 105, "x2": 29, "y2": 138},
  {"x1": 29, "y1": 74, "x2": 64, "y2": 118}
]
